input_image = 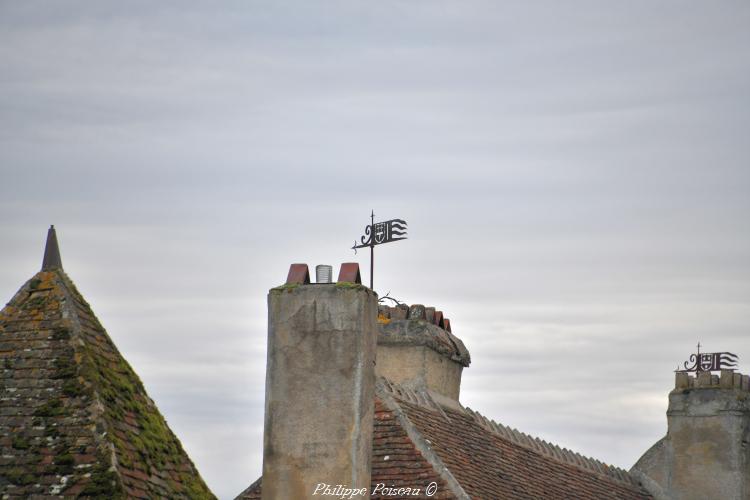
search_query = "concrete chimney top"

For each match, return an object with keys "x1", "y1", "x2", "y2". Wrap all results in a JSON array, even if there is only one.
[{"x1": 633, "y1": 365, "x2": 750, "y2": 500}]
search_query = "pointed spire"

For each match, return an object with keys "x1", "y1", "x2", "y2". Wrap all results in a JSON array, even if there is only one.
[{"x1": 41, "y1": 225, "x2": 63, "y2": 271}]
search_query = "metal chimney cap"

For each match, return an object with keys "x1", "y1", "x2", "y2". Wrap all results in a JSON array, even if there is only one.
[{"x1": 315, "y1": 264, "x2": 333, "y2": 284}]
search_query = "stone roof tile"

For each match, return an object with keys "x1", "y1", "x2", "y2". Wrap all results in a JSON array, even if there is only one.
[{"x1": 0, "y1": 269, "x2": 215, "y2": 498}]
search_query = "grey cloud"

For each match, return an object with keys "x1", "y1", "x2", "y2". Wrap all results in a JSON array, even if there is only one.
[{"x1": 1, "y1": 2, "x2": 749, "y2": 498}]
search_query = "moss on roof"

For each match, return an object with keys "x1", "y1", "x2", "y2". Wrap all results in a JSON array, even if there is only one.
[{"x1": 0, "y1": 269, "x2": 215, "y2": 499}]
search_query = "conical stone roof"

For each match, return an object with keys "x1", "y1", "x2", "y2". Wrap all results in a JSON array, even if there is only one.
[{"x1": 0, "y1": 230, "x2": 215, "y2": 498}]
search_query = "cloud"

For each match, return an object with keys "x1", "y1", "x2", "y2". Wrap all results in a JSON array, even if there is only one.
[{"x1": 1, "y1": 2, "x2": 749, "y2": 498}]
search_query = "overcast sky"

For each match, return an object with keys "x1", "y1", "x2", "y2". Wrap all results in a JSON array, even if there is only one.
[{"x1": 1, "y1": 2, "x2": 749, "y2": 498}]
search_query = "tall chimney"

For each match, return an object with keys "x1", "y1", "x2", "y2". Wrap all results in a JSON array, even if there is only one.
[
  {"x1": 632, "y1": 369, "x2": 750, "y2": 500},
  {"x1": 261, "y1": 263, "x2": 378, "y2": 500}
]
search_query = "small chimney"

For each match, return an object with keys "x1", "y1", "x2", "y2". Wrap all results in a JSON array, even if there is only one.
[
  {"x1": 375, "y1": 304, "x2": 470, "y2": 402},
  {"x1": 632, "y1": 368, "x2": 750, "y2": 500},
  {"x1": 262, "y1": 263, "x2": 377, "y2": 500}
]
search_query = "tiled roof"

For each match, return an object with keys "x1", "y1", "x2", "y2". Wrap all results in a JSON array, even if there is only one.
[
  {"x1": 0, "y1": 269, "x2": 215, "y2": 498},
  {"x1": 377, "y1": 380, "x2": 652, "y2": 500},
  {"x1": 370, "y1": 398, "x2": 453, "y2": 499},
  {"x1": 236, "y1": 477, "x2": 261, "y2": 500},
  {"x1": 237, "y1": 378, "x2": 652, "y2": 500}
]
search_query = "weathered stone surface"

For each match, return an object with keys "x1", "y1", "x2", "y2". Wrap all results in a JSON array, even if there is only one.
[
  {"x1": 675, "y1": 372, "x2": 689, "y2": 390},
  {"x1": 378, "y1": 319, "x2": 471, "y2": 367},
  {"x1": 407, "y1": 304, "x2": 426, "y2": 320},
  {"x1": 390, "y1": 305, "x2": 408, "y2": 320},
  {"x1": 376, "y1": 318, "x2": 471, "y2": 400},
  {"x1": 633, "y1": 375, "x2": 750, "y2": 500},
  {"x1": 721, "y1": 369, "x2": 735, "y2": 388},
  {"x1": 696, "y1": 371, "x2": 712, "y2": 387},
  {"x1": 262, "y1": 283, "x2": 378, "y2": 500}
]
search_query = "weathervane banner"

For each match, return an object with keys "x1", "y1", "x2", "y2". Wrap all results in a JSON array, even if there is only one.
[{"x1": 676, "y1": 351, "x2": 738, "y2": 373}]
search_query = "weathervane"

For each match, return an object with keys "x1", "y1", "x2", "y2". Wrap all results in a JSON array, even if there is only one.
[
  {"x1": 675, "y1": 342, "x2": 738, "y2": 374},
  {"x1": 352, "y1": 211, "x2": 407, "y2": 290}
]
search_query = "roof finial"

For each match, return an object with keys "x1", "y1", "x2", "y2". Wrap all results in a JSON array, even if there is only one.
[{"x1": 41, "y1": 225, "x2": 63, "y2": 271}]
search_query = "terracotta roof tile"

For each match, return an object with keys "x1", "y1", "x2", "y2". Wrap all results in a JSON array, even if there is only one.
[
  {"x1": 385, "y1": 388, "x2": 652, "y2": 500},
  {"x1": 371, "y1": 399, "x2": 453, "y2": 499}
]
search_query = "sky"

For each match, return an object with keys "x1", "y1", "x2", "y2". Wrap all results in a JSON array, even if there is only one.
[{"x1": 1, "y1": 1, "x2": 749, "y2": 498}]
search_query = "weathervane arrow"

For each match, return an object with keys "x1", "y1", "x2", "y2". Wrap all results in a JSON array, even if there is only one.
[{"x1": 352, "y1": 210, "x2": 408, "y2": 290}]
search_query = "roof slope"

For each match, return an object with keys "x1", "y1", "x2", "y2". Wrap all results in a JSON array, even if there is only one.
[
  {"x1": 237, "y1": 379, "x2": 652, "y2": 500},
  {"x1": 370, "y1": 398, "x2": 453, "y2": 498},
  {"x1": 378, "y1": 381, "x2": 652, "y2": 500},
  {"x1": 0, "y1": 269, "x2": 215, "y2": 498}
]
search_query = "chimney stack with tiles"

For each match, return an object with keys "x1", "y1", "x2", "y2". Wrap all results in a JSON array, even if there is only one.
[
  {"x1": 375, "y1": 303, "x2": 470, "y2": 402},
  {"x1": 261, "y1": 263, "x2": 378, "y2": 500},
  {"x1": 632, "y1": 369, "x2": 750, "y2": 500}
]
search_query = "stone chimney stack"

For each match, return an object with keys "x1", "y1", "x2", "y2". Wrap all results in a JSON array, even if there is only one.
[
  {"x1": 261, "y1": 263, "x2": 378, "y2": 500},
  {"x1": 632, "y1": 369, "x2": 750, "y2": 500},
  {"x1": 375, "y1": 303, "x2": 470, "y2": 402}
]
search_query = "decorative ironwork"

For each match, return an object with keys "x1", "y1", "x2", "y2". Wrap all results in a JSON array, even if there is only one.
[
  {"x1": 675, "y1": 342, "x2": 738, "y2": 373},
  {"x1": 351, "y1": 211, "x2": 408, "y2": 290},
  {"x1": 354, "y1": 219, "x2": 407, "y2": 248}
]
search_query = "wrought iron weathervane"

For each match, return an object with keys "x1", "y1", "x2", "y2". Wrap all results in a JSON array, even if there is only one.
[
  {"x1": 675, "y1": 342, "x2": 739, "y2": 374},
  {"x1": 352, "y1": 211, "x2": 407, "y2": 290}
]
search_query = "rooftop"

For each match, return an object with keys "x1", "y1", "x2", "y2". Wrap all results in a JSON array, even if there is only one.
[
  {"x1": 0, "y1": 227, "x2": 215, "y2": 498},
  {"x1": 236, "y1": 376, "x2": 653, "y2": 500}
]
